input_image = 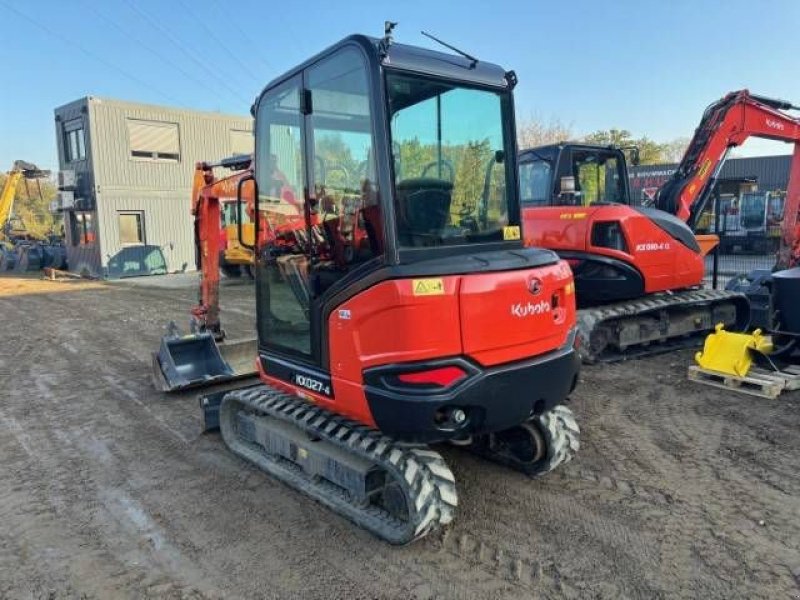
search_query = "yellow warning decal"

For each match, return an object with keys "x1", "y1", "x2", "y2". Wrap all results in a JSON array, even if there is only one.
[
  {"x1": 503, "y1": 225, "x2": 521, "y2": 240},
  {"x1": 412, "y1": 278, "x2": 445, "y2": 296},
  {"x1": 559, "y1": 212, "x2": 588, "y2": 220},
  {"x1": 697, "y1": 159, "x2": 712, "y2": 180}
]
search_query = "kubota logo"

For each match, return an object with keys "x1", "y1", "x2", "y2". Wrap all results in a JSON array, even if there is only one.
[
  {"x1": 511, "y1": 301, "x2": 551, "y2": 317},
  {"x1": 766, "y1": 118, "x2": 785, "y2": 131},
  {"x1": 528, "y1": 277, "x2": 543, "y2": 295}
]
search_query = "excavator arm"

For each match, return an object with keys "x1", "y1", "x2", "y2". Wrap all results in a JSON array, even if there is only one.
[
  {"x1": 782, "y1": 144, "x2": 800, "y2": 268},
  {"x1": 190, "y1": 158, "x2": 255, "y2": 336},
  {"x1": 656, "y1": 90, "x2": 800, "y2": 267},
  {"x1": 1, "y1": 161, "x2": 50, "y2": 240},
  {"x1": 0, "y1": 171, "x2": 23, "y2": 234}
]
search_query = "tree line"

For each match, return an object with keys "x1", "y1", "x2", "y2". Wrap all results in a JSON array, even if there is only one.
[{"x1": 517, "y1": 117, "x2": 690, "y2": 165}]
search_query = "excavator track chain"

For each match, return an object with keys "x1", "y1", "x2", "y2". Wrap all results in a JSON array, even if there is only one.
[
  {"x1": 218, "y1": 385, "x2": 457, "y2": 545},
  {"x1": 577, "y1": 289, "x2": 750, "y2": 363}
]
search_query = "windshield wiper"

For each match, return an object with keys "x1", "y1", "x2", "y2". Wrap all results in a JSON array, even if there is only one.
[{"x1": 421, "y1": 31, "x2": 479, "y2": 68}]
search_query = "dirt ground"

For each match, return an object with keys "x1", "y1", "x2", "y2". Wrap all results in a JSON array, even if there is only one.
[{"x1": 1, "y1": 272, "x2": 799, "y2": 599}]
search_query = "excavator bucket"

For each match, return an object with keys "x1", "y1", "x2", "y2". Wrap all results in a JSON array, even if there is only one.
[
  {"x1": 695, "y1": 234, "x2": 720, "y2": 257},
  {"x1": 152, "y1": 325, "x2": 258, "y2": 392},
  {"x1": 695, "y1": 323, "x2": 773, "y2": 377}
]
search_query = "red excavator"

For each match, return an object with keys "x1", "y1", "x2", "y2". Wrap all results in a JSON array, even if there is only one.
[
  {"x1": 518, "y1": 90, "x2": 800, "y2": 362},
  {"x1": 153, "y1": 28, "x2": 581, "y2": 544}
]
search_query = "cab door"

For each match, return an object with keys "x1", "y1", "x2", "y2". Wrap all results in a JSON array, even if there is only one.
[
  {"x1": 253, "y1": 47, "x2": 384, "y2": 376},
  {"x1": 254, "y1": 74, "x2": 313, "y2": 360}
]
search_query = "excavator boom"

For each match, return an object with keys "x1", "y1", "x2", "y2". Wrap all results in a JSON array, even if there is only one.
[
  {"x1": 0, "y1": 171, "x2": 23, "y2": 232},
  {"x1": 655, "y1": 90, "x2": 800, "y2": 267}
]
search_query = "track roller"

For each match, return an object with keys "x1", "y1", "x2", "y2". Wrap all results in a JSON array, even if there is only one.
[
  {"x1": 218, "y1": 385, "x2": 457, "y2": 545},
  {"x1": 469, "y1": 405, "x2": 580, "y2": 477}
]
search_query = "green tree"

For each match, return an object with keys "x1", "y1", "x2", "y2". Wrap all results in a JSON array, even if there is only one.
[
  {"x1": 395, "y1": 137, "x2": 436, "y2": 181},
  {"x1": 314, "y1": 133, "x2": 361, "y2": 191},
  {"x1": 452, "y1": 139, "x2": 492, "y2": 216},
  {"x1": 583, "y1": 129, "x2": 669, "y2": 165}
]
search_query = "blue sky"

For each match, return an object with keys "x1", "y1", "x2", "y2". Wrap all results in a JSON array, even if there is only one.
[{"x1": 2, "y1": 0, "x2": 799, "y2": 172}]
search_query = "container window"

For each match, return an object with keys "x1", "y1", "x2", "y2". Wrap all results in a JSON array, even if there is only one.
[
  {"x1": 63, "y1": 119, "x2": 86, "y2": 163},
  {"x1": 127, "y1": 119, "x2": 180, "y2": 161},
  {"x1": 70, "y1": 211, "x2": 96, "y2": 246},
  {"x1": 119, "y1": 212, "x2": 145, "y2": 245}
]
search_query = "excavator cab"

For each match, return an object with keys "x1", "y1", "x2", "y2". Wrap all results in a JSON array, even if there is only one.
[
  {"x1": 519, "y1": 143, "x2": 630, "y2": 208},
  {"x1": 251, "y1": 40, "x2": 527, "y2": 365},
  {"x1": 155, "y1": 32, "x2": 583, "y2": 543}
]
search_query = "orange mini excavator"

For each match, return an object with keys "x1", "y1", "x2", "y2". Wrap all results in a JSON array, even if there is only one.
[
  {"x1": 153, "y1": 27, "x2": 582, "y2": 544},
  {"x1": 518, "y1": 90, "x2": 800, "y2": 362}
]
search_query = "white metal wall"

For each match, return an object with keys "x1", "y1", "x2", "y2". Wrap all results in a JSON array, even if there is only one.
[{"x1": 82, "y1": 97, "x2": 253, "y2": 274}]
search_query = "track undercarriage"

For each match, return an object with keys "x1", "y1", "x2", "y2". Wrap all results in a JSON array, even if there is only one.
[
  {"x1": 576, "y1": 289, "x2": 750, "y2": 363},
  {"x1": 205, "y1": 384, "x2": 579, "y2": 544}
]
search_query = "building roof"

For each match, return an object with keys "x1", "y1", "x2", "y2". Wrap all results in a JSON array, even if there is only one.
[{"x1": 54, "y1": 96, "x2": 251, "y2": 122}]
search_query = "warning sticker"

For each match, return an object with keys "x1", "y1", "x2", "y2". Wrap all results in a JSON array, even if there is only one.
[
  {"x1": 503, "y1": 225, "x2": 521, "y2": 240},
  {"x1": 697, "y1": 159, "x2": 712, "y2": 180},
  {"x1": 412, "y1": 278, "x2": 445, "y2": 296}
]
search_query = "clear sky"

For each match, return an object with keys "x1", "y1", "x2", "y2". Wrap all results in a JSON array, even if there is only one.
[{"x1": 2, "y1": 0, "x2": 799, "y2": 172}]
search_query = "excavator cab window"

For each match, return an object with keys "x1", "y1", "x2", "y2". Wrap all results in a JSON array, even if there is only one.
[
  {"x1": 387, "y1": 74, "x2": 516, "y2": 247},
  {"x1": 571, "y1": 151, "x2": 625, "y2": 206},
  {"x1": 254, "y1": 46, "x2": 382, "y2": 359},
  {"x1": 519, "y1": 160, "x2": 552, "y2": 206}
]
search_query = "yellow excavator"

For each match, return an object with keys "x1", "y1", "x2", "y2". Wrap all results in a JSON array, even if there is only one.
[
  {"x1": 0, "y1": 160, "x2": 66, "y2": 271},
  {"x1": 1, "y1": 160, "x2": 51, "y2": 243}
]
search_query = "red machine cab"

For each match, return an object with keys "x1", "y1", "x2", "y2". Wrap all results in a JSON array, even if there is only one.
[{"x1": 250, "y1": 37, "x2": 579, "y2": 442}]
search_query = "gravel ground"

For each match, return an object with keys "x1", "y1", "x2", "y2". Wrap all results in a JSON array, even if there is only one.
[{"x1": 1, "y1": 273, "x2": 799, "y2": 599}]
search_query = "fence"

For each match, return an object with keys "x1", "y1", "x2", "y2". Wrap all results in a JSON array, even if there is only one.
[{"x1": 702, "y1": 189, "x2": 782, "y2": 290}]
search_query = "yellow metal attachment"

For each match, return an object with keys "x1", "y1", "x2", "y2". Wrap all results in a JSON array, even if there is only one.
[{"x1": 695, "y1": 324, "x2": 774, "y2": 377}]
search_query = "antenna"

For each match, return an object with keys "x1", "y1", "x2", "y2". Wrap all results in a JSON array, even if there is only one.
[
  {"x1": 379, "y1": 21, "x2": 398, "y2": 59},
  {"x1": 421, "y1": 31, "x2": 478, "y2": 68}
]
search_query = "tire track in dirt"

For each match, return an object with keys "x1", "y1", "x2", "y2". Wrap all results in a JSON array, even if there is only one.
[
  {"x1": 5, "y1": 281, "x2": 800, "y2": 598},
  {"x1": 580, "y1": 362, "x2": 800, "y2": 599},
  {"x1": 4, "y1": 285, "x2": 551, "y2": 599}
]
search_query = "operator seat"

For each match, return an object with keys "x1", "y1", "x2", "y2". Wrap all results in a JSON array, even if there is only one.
[{"x1": 396, "y1": 178, "x2": 453, "y2": 245}]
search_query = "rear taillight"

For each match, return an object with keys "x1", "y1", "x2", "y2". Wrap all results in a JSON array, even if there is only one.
[{"x1": 396, "y1": 366, "x2": 467, "y2": 387}]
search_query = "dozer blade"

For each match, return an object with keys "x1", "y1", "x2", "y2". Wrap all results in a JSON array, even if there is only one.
[{"x1": 152, "y1": 332, "x2": 258, "y2": 392}]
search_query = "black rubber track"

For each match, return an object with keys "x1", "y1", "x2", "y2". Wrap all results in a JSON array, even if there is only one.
[
  {"x1": 218, "y1": 385, "x2": 458, "y2": 545},
  {"x1": 576, "y1": 289, "x2": 750, "y2": 363}
]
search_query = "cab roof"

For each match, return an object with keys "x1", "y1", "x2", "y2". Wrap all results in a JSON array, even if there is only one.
[{"x1": 254, "y1": 34, "x2": 513, "y2": 109}]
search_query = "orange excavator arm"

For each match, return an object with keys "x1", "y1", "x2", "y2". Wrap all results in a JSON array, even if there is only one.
[
  {"x1": 190, "y1": 157, "x2": 255, "y2": 336},
  {"x1": 656, "y1": 90, "x2": 800, "y2": 268}
]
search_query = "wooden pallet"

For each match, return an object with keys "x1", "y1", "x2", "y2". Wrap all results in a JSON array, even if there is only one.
[{"x1": 688, "y1": 364, "x2": 800, "y2": 399}]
